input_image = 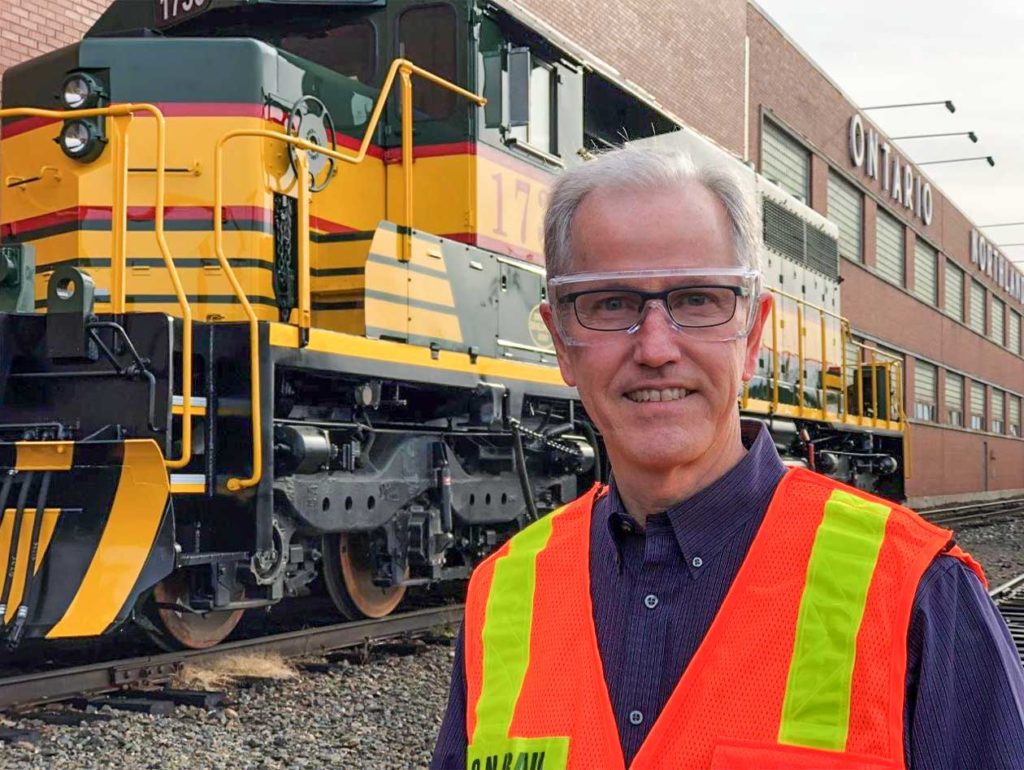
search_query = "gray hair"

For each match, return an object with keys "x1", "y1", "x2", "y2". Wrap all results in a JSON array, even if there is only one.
[{"x1": 543, "y1": 145, "x2": 762, "y2": 280}]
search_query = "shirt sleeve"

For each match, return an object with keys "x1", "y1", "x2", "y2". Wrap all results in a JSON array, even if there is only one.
[
  {"x1": 905, "y1": 554, "x2": 1024, "y2": 769},
  {"x1": 431, "y1": 624, "x2": 468, "y2": 770}
]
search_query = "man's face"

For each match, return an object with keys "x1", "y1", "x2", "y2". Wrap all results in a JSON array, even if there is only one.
[{"x1": 540, "y1": 182, "x2": 772, "y2": 475}]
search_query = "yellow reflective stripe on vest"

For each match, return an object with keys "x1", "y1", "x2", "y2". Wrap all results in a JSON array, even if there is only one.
[
  {"x1": 778, "y1": 488, "x2": 892, "y2": 751},
  {"x1": 469, "y1": 509, "x2": 570, "y2": 770}
]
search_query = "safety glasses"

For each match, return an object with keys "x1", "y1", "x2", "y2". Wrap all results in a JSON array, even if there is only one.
[{"x1": 547, "y1": 268, "x2": 762, "y2": 345}]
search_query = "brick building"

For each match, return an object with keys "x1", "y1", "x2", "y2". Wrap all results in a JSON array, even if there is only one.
[
  {"x1": 1, "y1": 0, "x2": 1021, "y2": 504},
  {"x1": 0, "y1": 0, "x2": 108, "y2": 102}
]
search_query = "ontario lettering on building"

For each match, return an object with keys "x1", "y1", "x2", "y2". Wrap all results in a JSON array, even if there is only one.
[
  {"x1": 970, "y1": 230, "x2": 1024, "y2": 307},
  {"x1": 848, "y1": 114, "x2": 934, "y2": 226}
]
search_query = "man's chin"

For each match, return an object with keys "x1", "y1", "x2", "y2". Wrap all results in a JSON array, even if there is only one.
[{"x1": 616, "y1": 438, "x2": 708, "y2": 474}]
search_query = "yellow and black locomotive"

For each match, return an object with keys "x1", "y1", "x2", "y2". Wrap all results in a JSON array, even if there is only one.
[{"x1": 0, "y1": 0, "x2": 904, "y2": 649}]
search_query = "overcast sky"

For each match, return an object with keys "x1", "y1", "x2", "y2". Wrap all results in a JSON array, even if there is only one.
[{"x1": 756, "y1": 0, "x2": 1024, "y2": 265}]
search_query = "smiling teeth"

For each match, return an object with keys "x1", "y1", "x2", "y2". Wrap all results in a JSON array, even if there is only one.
[{"x1": 626, "y1": 388, "x2": 687, "y2": 403}]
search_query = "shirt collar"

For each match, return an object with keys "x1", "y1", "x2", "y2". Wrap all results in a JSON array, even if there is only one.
[{"x1": 603, "y1": 419, "x2": 787, "y2": 570}]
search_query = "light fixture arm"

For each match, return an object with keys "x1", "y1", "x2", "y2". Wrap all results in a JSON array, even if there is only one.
[
  {"x1": 891, "y1": 131, "x2": 977, "y2": 143},
  {"x1": 917, "y1": 155, "x2": 994, "y2": 167},
  {"x1": 862, "y1": 100, "x2": 956, "y2": 113}
]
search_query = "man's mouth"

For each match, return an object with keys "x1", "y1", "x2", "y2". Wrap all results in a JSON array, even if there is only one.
[{"x1": 625, "y1": 387, "x2": 689, "y2": 403}]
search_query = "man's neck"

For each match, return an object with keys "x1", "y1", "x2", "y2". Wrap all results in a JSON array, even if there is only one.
[{"x1": 612, "y1": 433, "x2": 748, "y2": 526}]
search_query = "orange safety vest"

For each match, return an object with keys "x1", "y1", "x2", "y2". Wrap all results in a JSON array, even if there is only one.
[{"x1": 463, "y1": 468, "x2": 984, "y2": 770}]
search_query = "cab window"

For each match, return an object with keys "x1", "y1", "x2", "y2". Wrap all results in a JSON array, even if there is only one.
[
  {"x1": 507, "y1": 53, "x2": 557, "y2": 156},
  {"x1": 278, "y1": 21, "x2": 377, "y2": 84},
  {"x1": 399, "y1": 4, "x2": 457, "y2": 119}
]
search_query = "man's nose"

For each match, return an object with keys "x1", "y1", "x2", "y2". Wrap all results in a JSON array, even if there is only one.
[{"x1": 631, "y1": 301, "x2": 683, "y2": 368}]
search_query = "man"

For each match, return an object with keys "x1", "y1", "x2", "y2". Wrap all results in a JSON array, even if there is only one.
[{"x1": 432, "y1": 146, "x2": 1024, "y2": 769}]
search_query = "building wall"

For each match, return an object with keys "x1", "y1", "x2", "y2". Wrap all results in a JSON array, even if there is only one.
[
  {"x1": 747, "y1": 4, "x2": 1024, "y2": 502},
  {"x1": 0, "y1": 0, "x2": 109, "y2": 102}
]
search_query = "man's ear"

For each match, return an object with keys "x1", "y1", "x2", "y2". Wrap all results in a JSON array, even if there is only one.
[
  {"x1": 539, "y1": 302, "x2": 577, "y2": 387},
  {"x1": 741, "y1": 293, "x2": 773, "y2": 382}
]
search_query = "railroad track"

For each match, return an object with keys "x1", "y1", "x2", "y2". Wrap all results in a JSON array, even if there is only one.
[
  {"x1": 920, "y1": 496, "x2": 1024, "y2": 529},
  {"x1": 991, "y1": 573, "x2": 1024, "y2": 665},
  {"x1": 0, "y1": 605, "x2": 462, "y2": 711}
]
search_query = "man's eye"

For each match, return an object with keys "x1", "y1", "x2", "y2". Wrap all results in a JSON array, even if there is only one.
[
  {"x1": 676, "y1": 292, "x2": 714, "y2": 307},
  {"x1": 592, "y1": 293, "x2": 637, "y2": 312}
]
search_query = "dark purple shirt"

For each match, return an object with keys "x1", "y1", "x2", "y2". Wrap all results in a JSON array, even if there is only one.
[{"x1": 432, "y1": 423, "x2": 1024, "y2": 769}]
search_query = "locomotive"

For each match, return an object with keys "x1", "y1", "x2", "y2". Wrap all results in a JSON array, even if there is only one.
[{"x1": 0, "y1": 0, "x2": 904, "y2": 650}]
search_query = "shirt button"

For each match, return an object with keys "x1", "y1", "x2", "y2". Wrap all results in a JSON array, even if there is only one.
[
  {"x1": 629, "y1": 710, "x2": 644, "y2": 726},
  {"x1": 643, "y1": 593, "x2": 659, "y2": 609},
  {"x1": 691, "y1": 556, "x2": 704, "y2": 568}
]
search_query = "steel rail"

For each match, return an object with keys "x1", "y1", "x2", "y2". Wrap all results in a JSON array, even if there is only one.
[
  {"x1": 991, "y1": 572, "x2": 1024, "y2": 665},
  {"x1": 0, "y1": 605, "x2": 462, "y2": 711},
  {"x1": 921, "y1": 497, "x2": 1024, "y2": 528}
]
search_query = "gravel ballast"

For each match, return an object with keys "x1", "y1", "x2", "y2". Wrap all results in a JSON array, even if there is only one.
[
  {"x1": 0, "y1": 642, "x2": 457, "y2": 770},
  {"x1": 953, "y1": 515, "x2": 1024, "y2": 588}
]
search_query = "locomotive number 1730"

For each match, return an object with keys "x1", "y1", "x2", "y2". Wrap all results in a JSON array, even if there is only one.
[{"x1": 155, "y1": 0, "x2": 208, "y2": 28}]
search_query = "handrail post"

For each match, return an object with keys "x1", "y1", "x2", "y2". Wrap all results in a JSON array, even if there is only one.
[
  {"x1": 819, "y1": 307, "x2": 827, "y2": 416},
  {"x1": 109, "y1": 115, "x2": 129, "y2": 315},
  {"x1": 857, "y1": 344, "x2": 864, "y2": 424},
  {"x1": 885, "y1": 361, "x2": 893, "y2": 429},
  {"x1": 771, "y1": 300, "x2": 780, "y2": 409},
  {"x1": 400, "y1": 64, "x2": 414, "y2": 263},
  {"x1": 840, "y1": 321, "x2": 849, "y2": 419},
  {"x1": 295, "y1": 150, "x2": 311, "y2": 346},
  {"x1": 870, "y1": 348, "x2": 879, "y2": 428},
  {"x1": 796, "y1": 303, "x2": 804, "y2": 415},
  {"x1": 141, "y1": 102, "x2": 194, "y2": 471}
]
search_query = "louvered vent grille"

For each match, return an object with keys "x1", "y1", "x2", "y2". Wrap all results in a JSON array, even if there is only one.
[
  {"x1": 763, "y1": 198, "x2": 839, "y2": 280},
  {"x1": 807, "y1": 227, "x2": 840, "y2": 280}
]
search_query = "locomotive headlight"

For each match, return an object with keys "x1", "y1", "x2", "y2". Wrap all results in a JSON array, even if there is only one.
[
  {"x1": 61, "y1": 72, "x2": 102, "y2": 110},
  {"x1": 57, "y1": 119, "x2": 105, "y2": 162}
]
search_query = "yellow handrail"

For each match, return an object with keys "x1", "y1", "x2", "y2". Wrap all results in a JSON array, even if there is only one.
[
  {"x1": 211, "y1": 59, "x2": 485, "y2": 492},
  {"x1": 0, "y1": 103, "x2": 194, "y2": 470},
  {"x1": 763, "y1": 287, "x2": 906, "y2": 431}
]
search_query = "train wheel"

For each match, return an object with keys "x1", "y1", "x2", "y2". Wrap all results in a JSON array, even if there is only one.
[
  {"x1": 142, "y1": 572, "x2": 245, "y2": 651},
  {"x1": 322, "y1": 532, "x2": 406, "y2": 620}
]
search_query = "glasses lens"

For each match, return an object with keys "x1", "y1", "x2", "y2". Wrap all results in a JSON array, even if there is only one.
[
  {"x1": 574, "y1": 290, "x2": 644, "y2": 330},
  {"x1": 666, "y1": 287, "x2": 739, "y2": 328}
]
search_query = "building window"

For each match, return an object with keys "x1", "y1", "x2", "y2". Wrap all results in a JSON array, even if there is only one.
[
  {"x1": 969, "y1": 280, "x2": 986, "y2": 335},
  {"x1": 1010, "y1": 310, "x2": 1022, "y2": 355},
  {"x1": 912, "y1": 239, "x2": 938, "y2": 305},
  {"x1": 944, "y1": 261, "x2": 964, "y2": 322},
  {"x1": 970, "y1": 381, "x2": 985, "y2": 431},
  {"x1": 945, "y1": 371, "x2": 963, "y2": 427},
  {"x1": 1010, "y1": 395, "x2": 1021, "y2": 437},
  {"x1": 990, "y1": 297, "x2": 1005, "y2": 346},
  {"x1": 762, "y1": 120, "x2": 810, "y2": 203},
  {"x1": 875, "y1": 209, "x2": 905, "y2": 287},
  {"x1": 913, "y1": 360, "x2": 937, "y2": 422},
  {"x1": 399, "y1": 5, "x2": 457, "y2": 120},
  {"x1": 827, "y1": 171, "x2": 863, "y2": 262},
  {"x1": 991, "y1": 389, "x2": 1005, "y2": 434}
]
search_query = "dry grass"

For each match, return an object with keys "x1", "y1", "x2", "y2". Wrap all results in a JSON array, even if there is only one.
[{"x1": 173, "y1": 651, "x2": 299, "y2": 691}]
